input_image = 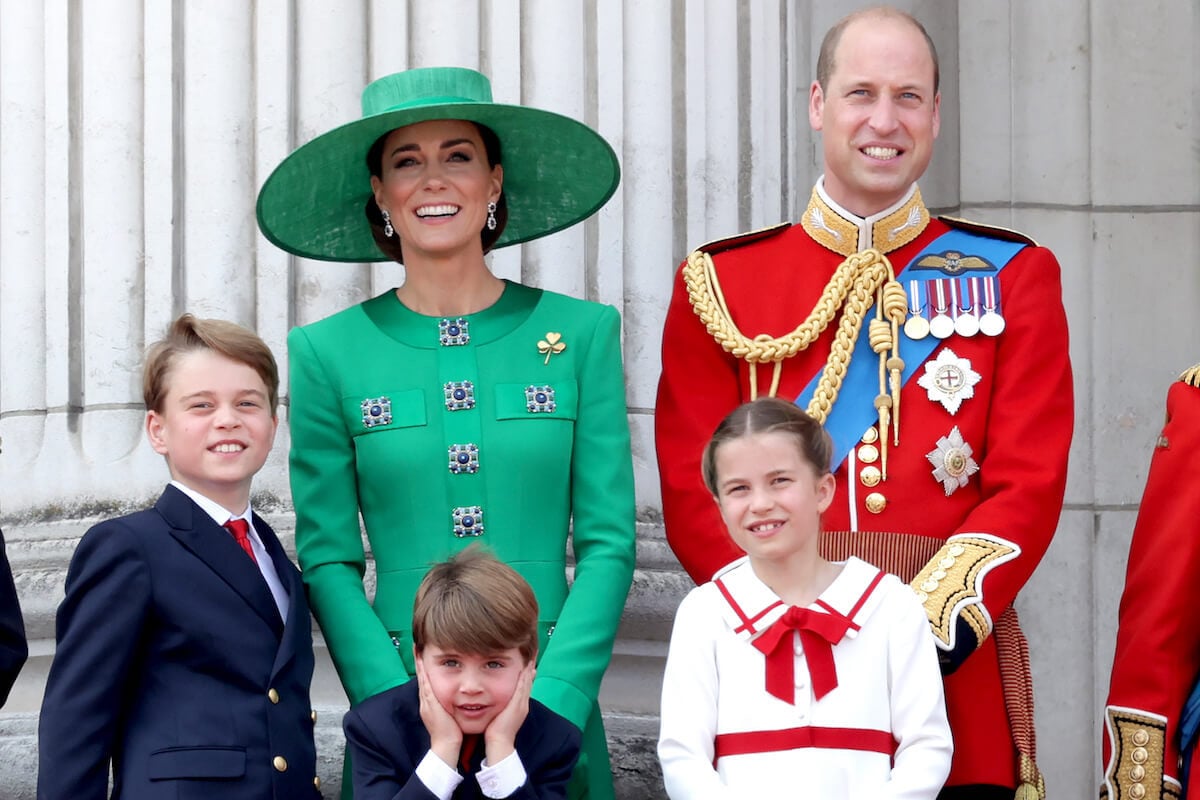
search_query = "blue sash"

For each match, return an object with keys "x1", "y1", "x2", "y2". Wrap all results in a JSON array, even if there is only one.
[
  {"x1": 795, "y1": 229, "x2": 1027, "y2": 469},
  {"x1": 1180, "y1": 673, "x2": 1200, "y2": 793}
]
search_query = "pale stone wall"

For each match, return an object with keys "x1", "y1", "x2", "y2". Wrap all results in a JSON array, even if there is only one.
[{"x1": 1, "y1": 1, "x2": 1197, "y2": 797}]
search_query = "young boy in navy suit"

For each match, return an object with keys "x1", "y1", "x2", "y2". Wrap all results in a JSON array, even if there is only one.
[
  {"x1": 343, "y1": 547, "x2": 580, "y2": 800},
  {"x1": 37, "y1": 314, "x2": 320, "y2": 799}
]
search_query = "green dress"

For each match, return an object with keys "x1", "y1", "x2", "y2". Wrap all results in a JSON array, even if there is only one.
[{"x1": 288, "y1": 280, "x2": 635, "y2": 799}]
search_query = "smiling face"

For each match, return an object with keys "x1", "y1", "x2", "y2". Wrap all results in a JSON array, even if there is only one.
[
  {"x1": 809, "y1": 12, "x2": 940, "y2": 217},
  {"x1": 419, "y1": 644, "x2": 526, "y2": 735},
  {"x1": 370, "y1": 119, "x2": 503, "y2": 264},
  {"x1": 146, "y1": 348, "x2": 278, "y2": 514},
  {"x1": 713, "y1": 431, "x2": 836, "y2": 570}
]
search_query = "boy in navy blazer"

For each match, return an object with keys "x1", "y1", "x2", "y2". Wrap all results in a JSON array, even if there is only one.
[
  {"x1": 0, "y1": 526, "x2": 27, "y2": 707},
  {"x1": 37, "y1": 314, "x2": 320, "y2": 799},
  {"x1": 343, "y1": 547, "x2": 580, "y2": 800}
]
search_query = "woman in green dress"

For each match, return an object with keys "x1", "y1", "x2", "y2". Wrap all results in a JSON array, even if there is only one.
[{"x1": 256, "y1": 67, "x2": 635, "y2": 799}]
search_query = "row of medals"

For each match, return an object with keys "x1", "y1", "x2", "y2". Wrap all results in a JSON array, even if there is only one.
[{"x1": 903, "y1": 276, "x2": 1005, "y2": 340}]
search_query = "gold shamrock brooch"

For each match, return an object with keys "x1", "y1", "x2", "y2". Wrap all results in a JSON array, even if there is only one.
[{"x1": 537, "y1": 332, "x2": 566, "y2": 364}]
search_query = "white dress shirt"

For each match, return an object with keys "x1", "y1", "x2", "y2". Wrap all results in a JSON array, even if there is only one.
[{"x1": 170, "y1": 481, "x2": 290, "y2": 620}]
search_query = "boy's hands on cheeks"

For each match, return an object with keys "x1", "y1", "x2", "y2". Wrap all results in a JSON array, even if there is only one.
[
  {"x1": 484, "y1": 661, "x2": 534, "y2": 765},
  {"x1": 415, "y1": 656, "x2": 463, "y2": 769}
]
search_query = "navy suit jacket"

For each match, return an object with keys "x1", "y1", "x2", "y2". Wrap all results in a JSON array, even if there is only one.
[
  {"x1": 0, "y1": 527, "x2": 28, "y2": 707},
  {"x1": 37, "y1": 485, "x2": 320, "y2": 799},
  {"x1": 344, "y1": 679, "x2": 581, "y2": 800}
]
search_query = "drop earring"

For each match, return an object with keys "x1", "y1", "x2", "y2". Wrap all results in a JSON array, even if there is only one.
[
  {"x1": 486, "y1": 201, "x2": 497, "y2": 231},
  {"x1": 381, "y1": 208, "x2": 394, "y2": 238}
]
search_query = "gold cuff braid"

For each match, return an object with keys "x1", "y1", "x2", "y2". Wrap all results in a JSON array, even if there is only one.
[
  {"x1": 1103, "y1": 708, "x2": 1175, "y2": 800},
  {"x1": 910, "y1": 536, "x2": 1017, "y2": 647}
]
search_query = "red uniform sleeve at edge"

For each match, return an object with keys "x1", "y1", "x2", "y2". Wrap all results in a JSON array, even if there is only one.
[
  {"x1": 1103, "y1": 380, "x2": 1200, "y2": 773},
  {"x1": 656, "y1": 261, "x2": 744, "y2": 584}
]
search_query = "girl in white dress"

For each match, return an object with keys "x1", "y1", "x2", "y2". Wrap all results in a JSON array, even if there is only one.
[{"x1": 658, "y1": 397, "x2": 952, "y2": 799}]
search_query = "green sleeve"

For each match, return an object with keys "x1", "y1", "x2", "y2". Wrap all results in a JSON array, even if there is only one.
[
  {"x1": 288, "y1": 325, "x2": 408, "y2": 704},
  {"x1": 530, "y1": 304, "x2": 636, "y2": 729}
]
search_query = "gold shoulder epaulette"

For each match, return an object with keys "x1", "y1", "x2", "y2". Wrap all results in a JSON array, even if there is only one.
[
  {"x1": 938, "y1": 215, "x2": 1039, "y2": 247},
  {"x1": 693, "y1": 221, "x2": 791, "y2": 257},
  {"x1": 1179, "y1": 363, "x2": 1200, "y2": 388}
]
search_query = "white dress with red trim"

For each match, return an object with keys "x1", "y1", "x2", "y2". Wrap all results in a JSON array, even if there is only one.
[{"x1": 658, "y1": 556, "x2": 952, "y2": 799}]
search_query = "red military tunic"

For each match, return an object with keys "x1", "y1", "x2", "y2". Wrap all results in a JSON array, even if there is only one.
[
  {"x1": 656, "y1": 180, "x2": 1073, "y2": 791},
  {"x1": 1102, "y1": 367, "x2": 1200, "y2": 800}
]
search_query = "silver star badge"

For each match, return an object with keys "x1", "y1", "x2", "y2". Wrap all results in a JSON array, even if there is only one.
[
  {"x1": 917, "y1": 348, "x2": 981, "y2": 415},
  {"x1": 926, "y1": 426, "x2": 979, "y2": 496}
]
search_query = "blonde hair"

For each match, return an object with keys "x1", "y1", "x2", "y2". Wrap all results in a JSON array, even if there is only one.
[
  {"x1": 142, "y1": 314, "x2": 280, "y2": 414},
  {"x1": 412, "y1": 546, "x2": 539, "y2": 663}
]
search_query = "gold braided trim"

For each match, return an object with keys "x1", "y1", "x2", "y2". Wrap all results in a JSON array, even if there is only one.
[
  {"x1": 800, "y1": 185, "x2": 930, "y2": 257},
  {"x1": 683, "y1": 246, "x2": 908, "y2": 451},
  {"x1": 1103, "y1": 707, "x2": 1172, "y2": 800},
  {"x1": 910, "y1": 535, "x2": 1018, "y2": 648},
  {"x1": 1179, "y1": 363, "x2": 1200, "y2": 389},
  {"x1": 873, "y1": 191, "x2": 930, "y2": 253}
]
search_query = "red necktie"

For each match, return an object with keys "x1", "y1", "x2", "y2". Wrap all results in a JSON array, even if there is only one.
[
  {"x1": 224, "y1": 518, "x2": 258, "y2": 565},
  {"x1": 752, "y1": 606, "x2": 853, "y2": 703}
]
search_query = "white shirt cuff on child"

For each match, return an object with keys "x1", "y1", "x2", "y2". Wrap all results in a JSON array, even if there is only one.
[
  {"x1": 478, "y1": 750, "x2": 528, "y2": 798},
  {"x1": 416, "y1": 750, "x2": 464, "y2": 800}
]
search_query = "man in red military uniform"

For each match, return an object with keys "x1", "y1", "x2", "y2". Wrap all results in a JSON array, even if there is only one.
[
  {"x1": 655, "y1": 8, "x2": 1073, "y2": 800},
  {"x1": 1102, "y1": 365, "x2": 1200, "y2": 800}
]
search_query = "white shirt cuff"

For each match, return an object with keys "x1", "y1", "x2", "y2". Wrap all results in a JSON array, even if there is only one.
[
  {"x1": 415, "y1": 750, "x2": 464, "y2": 800},
  {"x1": 477, "y1": 750, "x2": 527, "y2": 798}
]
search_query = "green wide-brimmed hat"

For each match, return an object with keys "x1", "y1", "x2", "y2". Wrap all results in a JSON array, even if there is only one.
[{"x1": 256, "y1": 66, "x2": 621, "y2": 262}]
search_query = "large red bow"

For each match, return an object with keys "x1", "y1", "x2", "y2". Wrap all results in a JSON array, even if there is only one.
[{"x1": 751, "y1": 606, "x2": 854, "y2": 703}]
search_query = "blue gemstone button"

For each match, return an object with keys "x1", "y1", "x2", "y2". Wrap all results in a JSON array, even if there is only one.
[
  {"x1": 448, "y1": 443, "x2": 480, "y2": 474},
  {"x1": 360, "y1": 396, "x2": 393, "y2": 428},
  {"x1": 525, "y1": 385, "x2": 556, "y2": 413},
  {"x1": 444, "y1": 381, "x2": 476, "y2": 411},
  {"x1": 452, "y1": 506, "x2": 484, "y2": 537},
  {"x1": 439, "y1": 317, "x2": 470, "y2": 346}
]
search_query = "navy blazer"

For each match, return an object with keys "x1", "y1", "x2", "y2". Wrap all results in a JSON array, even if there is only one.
[
  {"x1": 344, "y1": 679, "x2": 581, "y2": 800},
  {"x1": 37, "y1": 485, "x2": 320, "y2": 799},
  {"x1": 0, "y1": 527, "x2": 28, "y2": 707}
]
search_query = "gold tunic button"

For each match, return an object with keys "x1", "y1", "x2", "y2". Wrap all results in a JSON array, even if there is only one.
[
  {"x1": 273, "y1": 756, "x2": 288, "y2": 772},
  {"x1": 858, "y1": 444, "x2": 880, "y2": 464},
  {"x1": 921, "y1": 579, "x2": 939, "y2": 593},
  {"x1": 915, "y1": 591, "x2": 929, "y2": 602},
  {"x1": 1130, "y1": 784, "x2": 1146, "y2": 799},
  {"x1": 268, "y1": 688, "x2": 279, "y2": 704},
  {"x1": 1132, "y1": 729, "x2": 1149, "y2": 746},
  {"x1": 864, "y1": 492, "x2": 887, "y2": 513},
  {"x1": 1131, "y1": 746, "x2": 1148, "y2": 764},
  {"x1": 860, "y1": 427, "x2": 879, "y2": 445},
  {"x1": 1129, "y1": 765, "x2": 1146, "y2": 781},
  {"x1": 932, "y1": 569, "x2": 947, "y2": 580},
  {"x1": 948, "y1": 544, "x2": 965, "y2": 557},
  {"x1": 939, "y1": 556, "x2": 955, "y2": 569},
  {"x1": 860, "y1": 465, "x2": 882, "y2": 487},
  {"x1": 311, "y1": 710, "x2": 318, "y2": 723},
  {"x1": 314, "y1": 776, "x2": 322, "y2": 790}
]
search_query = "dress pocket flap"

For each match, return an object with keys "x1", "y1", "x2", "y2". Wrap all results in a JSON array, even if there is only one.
[
  {"x1": 494, "y1": 380, "x2": 578, "y2": 420},
  {"x1": 345, "y1": 388, "x2": 426, "y2": 435}
]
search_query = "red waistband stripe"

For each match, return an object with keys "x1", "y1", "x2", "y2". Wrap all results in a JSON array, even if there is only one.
[{"x1": 714, "y1": 725, "x2": 897, "y2": 760}]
